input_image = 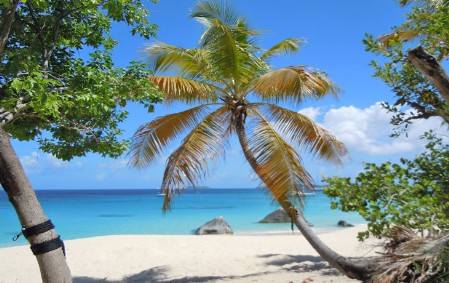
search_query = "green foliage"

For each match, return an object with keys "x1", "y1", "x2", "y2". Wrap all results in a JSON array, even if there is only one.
[
  {"x1": 323, "y1": 133, "x2": 449, "y2": 241},
  {"x1": 0, "y1": 0, "x2": 163, "y2": 160},
  {"x1": 363, "y1": 4, "x2": 449, "y2": 136}
]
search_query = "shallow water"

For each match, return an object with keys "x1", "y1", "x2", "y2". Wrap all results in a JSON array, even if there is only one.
[{"x1": 0, "y1": 188, "x2": 364, "y2": 247}]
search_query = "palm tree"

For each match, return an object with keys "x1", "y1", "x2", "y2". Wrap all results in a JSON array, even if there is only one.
[
  {"x1": 130, "y1": 0, "x2": 374, "y2": 280},
  {"x1": 399, "y1": 0, "x2": 449, "y2": 7}
]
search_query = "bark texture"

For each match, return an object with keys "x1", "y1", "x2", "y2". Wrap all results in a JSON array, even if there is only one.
[
  {"x1": 0, "y1": 129, "x2": 72, "y2": 282},
  {"x1": 235, "y1": 119, "x2": 376, "y2": 282},
  {"x1": 408, "y1": 46, "x2": 449, "y2": 103},
  {"x1": 0, "y1": 0, "x2": 19, "y2": 54}
]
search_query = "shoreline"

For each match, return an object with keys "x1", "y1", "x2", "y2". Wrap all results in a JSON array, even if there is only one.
[
  {"x1": 1, "y1": 224, "x2": 363, "y2": 248},
  {"x1": 0, "y1": 225, "x2": 379, "y2": 283}
]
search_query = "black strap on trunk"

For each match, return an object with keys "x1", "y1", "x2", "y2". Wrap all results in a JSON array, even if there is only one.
[
  {"x1": 12, "y1": 220, "x2": 66, "y2": 257},
  {"x1": 30, "y1": 236, "x2": 65, "y2": 256},
  {"x1": 13, "y1": 219, "x2": 55, "y2": 241},
  {"x1": 23, "y1": 220, "x2": 55, "y2": 239}
]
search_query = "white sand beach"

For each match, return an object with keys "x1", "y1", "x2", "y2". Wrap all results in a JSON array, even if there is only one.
[{"x1": 0, "y1": 225, "x2": 379, "y2": 283}]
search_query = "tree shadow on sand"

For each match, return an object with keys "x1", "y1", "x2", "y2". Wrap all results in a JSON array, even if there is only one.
[
  {"x1": 74, "y1": 265, "x2": 227, "y2": 283},
  {"x1": 259, "y1": 254, "x2": 342, "y2": 276},
  {"x1": 73, "y1": 264, "x2": 297, "y2": 283},
  {"x1": 73, "y1": 254, "x2": 344, "y2": 282}
]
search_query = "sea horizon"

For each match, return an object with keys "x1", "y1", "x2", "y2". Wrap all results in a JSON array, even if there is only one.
[{"x1": 0, "y1": 188, "x2": 364, "y2": 248}]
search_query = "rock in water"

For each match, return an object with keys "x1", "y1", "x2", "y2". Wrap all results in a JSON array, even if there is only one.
[
  {"x1": 337, "y1": 220, "x2": 354, "y2": 227},
  {"x1": 259, "y1": 208, "x2": 314, "y2": 226},
  {"x1": 259, "y1": 208, "x2": 291, "y2": 223},
  {"x1": 196, "y1": 216, "x2": 234, "y2": 235}
]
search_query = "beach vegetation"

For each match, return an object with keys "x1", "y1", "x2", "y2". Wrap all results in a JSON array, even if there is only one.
[
  {"x1": 363, "y1": 0, "x2": 449, "y2": 136},
  {"x1": 322, "y1": 0, "x2": 449, "y2": 281},
  {"x1": 324, "y1": 132, "x2": 449, "y2": 241},
  {"x1": 0, "y1": 1, "x2": 161, "y2": 282},
  {"x1": 130, "y1": 0, "x2": 379, "y2": 281}
]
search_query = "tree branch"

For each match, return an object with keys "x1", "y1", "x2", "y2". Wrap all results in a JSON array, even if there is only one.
[
  {"x1": 0, "y1": 98, "x2": 27, "y2": 126},
  {"x1": 408, "y1": 46, "x2": 449, "y2": 103},
  {"x1": 25, "y1": 1, "x2": 49, "y2": 71}
]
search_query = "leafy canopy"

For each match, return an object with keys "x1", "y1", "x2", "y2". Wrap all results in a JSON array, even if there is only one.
[
  {"x1": 323, "y1": 132, "x2": 449, "y2": 241},
  {"x1": 130, "y1": 0, "x2": 346, "y2": 211},
  {"x1": 0, "y1": 0, "x2": 163, "y2": 160},
  {"x1": 363, "y1": 1, "x2": 449, "y2": 136}
]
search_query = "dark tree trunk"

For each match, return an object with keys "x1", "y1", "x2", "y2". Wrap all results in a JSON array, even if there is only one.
[
  {"x1": 0, "y1": 129, "x2": 72, "y2": 282},
  {"x1": 0, "y1": 0, "x2": 19, "y2": 54},
  {"x1": 408, "y1": 46, "x2": 449, "y2": 103},
  {"x1": 235, "y1": 120, "x2": 376, "y2": 282}
]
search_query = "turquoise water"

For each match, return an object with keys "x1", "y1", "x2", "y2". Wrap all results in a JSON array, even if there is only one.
[{"x1": 0, "y1": 189, "x2": 364, "y2": 247}]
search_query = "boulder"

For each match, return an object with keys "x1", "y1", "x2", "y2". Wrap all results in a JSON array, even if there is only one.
[
  {"x1": 259, "y1": 208, "x2": 290, "y2": 223},
  {"x1": 195, "y1": 216, "x2": 233, "y2": 235},
  {"x1": 337, "y1": 220, "x2": 354, "y2": 227},
  {"x1": 259, "y1": 208, "x2": 313, "y2": 227}
]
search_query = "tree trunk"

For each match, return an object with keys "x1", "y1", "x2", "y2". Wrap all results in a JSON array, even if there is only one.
[
  {"x1": 408, "y1": 46, "x2": 449, "y2": 103},
  {"x1": 0, "y1": 0, "x2": 20, "y2": 54},
  {"x1": 235, "y1": 120, "x2": 375, "y2": 282},
  {"x1": 0, "y1": 129, "x2": 72, "y2": 282},
  {"x1": 288, "y1": 207, "x2": 375, "y2": 281}
]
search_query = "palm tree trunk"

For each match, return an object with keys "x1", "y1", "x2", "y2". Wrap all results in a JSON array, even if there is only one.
[
  {"x1": 0, "y1": 129, "x2": 72, "y2": 282},
  {"x1": 235, "y1": 121, "x2": 375, "y2": 282}
]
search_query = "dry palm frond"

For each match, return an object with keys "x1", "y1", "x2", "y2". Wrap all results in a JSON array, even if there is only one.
[
  {"x1": 245, "y1": 106, "x2": 313, "y2": 207},
  {"x1": 160, "y1": 107, "x2": 231, "y2": 211},
  {"x1": 148, "y1": 76, "x2": 219, "y2": 105},
  {"x1": 129, "y1": 105, "x2": 213, "y2": 168},
  {"x1": 250, "y1": 66, "x2": 340, "y2": 105},
  {"x1": 256, "y1": 103, "x2": 347, "y2": 164},
  {"x1": 377, "y1": 20, "x2": 420, "y2": 49},
  {"x1": 373, "y1": 226, "x2": 449, "y2": 283}
]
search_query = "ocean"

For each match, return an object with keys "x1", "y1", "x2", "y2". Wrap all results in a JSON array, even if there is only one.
[{"x1": 0, "y1": 189, "x2": 364, "y2": 248}]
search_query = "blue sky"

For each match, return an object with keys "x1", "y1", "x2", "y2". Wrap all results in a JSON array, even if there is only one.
[{"x1": 12, "y1": 0, "x2": 447, "y2": 190}]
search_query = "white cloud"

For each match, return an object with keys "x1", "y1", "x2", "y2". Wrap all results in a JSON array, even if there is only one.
[
  {"x1": 20, "y1": 152, "x2": 42, "y2": 174},
  {"x1": 20, "y1": 152, "x2": 85, "y2": 175},
  {"x1": 99, "y1": 159, "x2": 128, "y2": 170},
  {"x1": 96, "y1": 172, "x2": 108, "y2": 181},
  {"x1": 298, "y1": 107, "x2": 322, "y2": 120},
  {"x1": 319, "y1": 103, "x2": 446, "y2": 156},
  {"x1": 45, "y1": 154, "x2": 69, "y2": 168}
]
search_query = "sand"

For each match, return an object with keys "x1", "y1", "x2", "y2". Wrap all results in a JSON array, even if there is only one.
[{"x1": 0, "y1": 225, "x2": 379, "y2": 283}]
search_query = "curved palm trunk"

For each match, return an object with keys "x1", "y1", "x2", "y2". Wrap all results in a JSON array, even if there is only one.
[
  {"x1": 235, "y1": 121, "x2": 375, "y2": 282},
  {"x1": 0, "y1": 129, "x2": 72, "y2": 282}
]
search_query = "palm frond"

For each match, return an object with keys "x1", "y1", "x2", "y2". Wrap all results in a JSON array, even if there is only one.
[
  {"x1": 260, "y1": 38, "x2": 304, "y2": 62},
  {"x1": 149, "y1": 76, "x2": 220, "y2": 105},
  {"x1": 197, "y1": 18, "x2": 240, "y2": 83},
  {"x1": 256, "y1": 104, "x2": 347, "y2": 164},
  {"x1": 244, "y1": 106, "x2": 313, "y2": 207},
  {"x1": 193, "y1": 4, "x2": 265, "y2": 89},
  {"x1": 400, "y1": 0, "x2": 449, "y2": 8},
  {"x1": 144, "y1": 43, "x2": 206, "y2": 77},
  {"x1": 160, "y1": 106, "x2": 232, "y2": 211},
  {"x1": 191, "y1": 0, "x2": 242, "y2": 28},
  {"x1": 250, "y1": 66, "x2": 340, "y2": 105},
  {"x1": 128, "y1": 104, "x2": 214, "y2": 168}
]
